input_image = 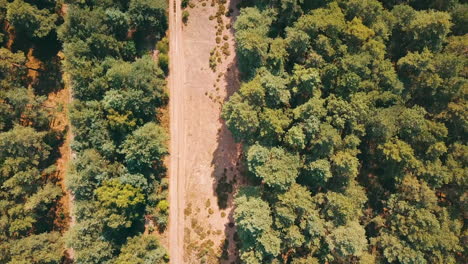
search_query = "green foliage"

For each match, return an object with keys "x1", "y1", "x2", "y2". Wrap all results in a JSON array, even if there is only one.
[
  {"x1": 222, "y1": 93, "x2": 260, "y2": 142},
  {"x1": 181, "y1": 0, "x2": 190, "y2": 8},
  {"x1": 182, "y1": 10, "x2": 190, "y2": 24},
  {"x1": 8, "y1": 232, "x2": 63, "y2": 264},
  {"x1": 6, "y1": 0, "x2": 58, "y2": 38},
  {"x1": 0, "y1": 0, "x2": 65, "y2": 260},
  {"x1": 234, "y1": 8, "x2": 274, "y2": 79},
  {"x1": 66, "y1": 219, "x2": 114, "y2": 264},
  {"x1": 235, "y1": 187, "x2": 280, "y2": 263},
  {"x1": 225, "y1": 1, "x2": 466, "y2": 263},
  {"x1": 120, "y1": 122, "x2": 168, "y2": 172},
  {"x1": 95, "y1": 180, "x2": 144, "y2": 229},
  {"x1": 115, "y1": 235, "x2": 168, "y2": 264},
  {"x1": 129, "y1": 0, "x2": 167, "y2": 35},
  {"x1": 59, "y1": 0, "x2": 169, "y2": 261},
  {"x1": 326, "y1": 221, "x2": 368, "y2": 260},
  {"x1": 391, "y1": 5, "x2": 452, "y2": 56},
  {"x1": 450, "y1": 3, "x2": 468, "y2": 35},
  {"x1": 323, "y1": 183, "x2": 367, "y2": 225},
  {"x1": 374, "y1": 176, "x2": 462, "y2": 264},
  {"x1": 247, "y1": 144, "x2": 301, "y2": 191}
]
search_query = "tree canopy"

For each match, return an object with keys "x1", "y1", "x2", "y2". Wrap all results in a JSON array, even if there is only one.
[
  {"x1": 224, "y1": 0, "x2": 467, "y2": 263},
  {"x1": 59, "y1": 0, "x2": 169, "y2": 262}
]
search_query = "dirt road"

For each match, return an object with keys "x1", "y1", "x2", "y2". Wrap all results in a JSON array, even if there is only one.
[
  {"x1": 168, "y1": 0, "x2": 241, "y2": 263},
  {"x1": 168, "y1": 0, "x2": 185, "y2": 263}
]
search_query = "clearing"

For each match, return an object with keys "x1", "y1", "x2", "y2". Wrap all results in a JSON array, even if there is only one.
[{"x1": 168, "y1": 0, "x2": 242, "y2": 263}]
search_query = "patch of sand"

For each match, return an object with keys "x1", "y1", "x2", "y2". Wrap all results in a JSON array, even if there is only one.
[{"x1": 168, "y1": 0, "x2": 243, "y2": 263}]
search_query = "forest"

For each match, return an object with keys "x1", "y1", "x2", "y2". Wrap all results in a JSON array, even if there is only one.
[
  {"x1": 0, "y1": 0, "x2": 467, "y2": 263},
  {"x1": 1, "y1": 0, "x2": 170, "y2": 263},
  {"x1": 60, "y1": 0, "x2": 169, "y2": 263},
  {"x1": 0, "y1": 0, "x2": 66, "y2": 263},
  {"x1": 222, "y1": 0, "x2": 467, "y2": 263}
]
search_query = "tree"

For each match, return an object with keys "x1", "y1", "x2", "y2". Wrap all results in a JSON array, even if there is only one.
[
  {"x1": 128, "y1": 0, "x2": 167, "y2": 35},
  {"x1": 225, "y1": 1, "x2": 466, "y2": 263},
  {"x1": 120, "y1": 122, "x2": 168, "y2": 173},
  {"x1": 375, "y1": 176, "x2": 462, "y2": 264},
  {"x1": 234, "y1": 187, "x2": 280, "y2": 262},
  {"x1": 0, "y1": 126, "x2": 51, "y2": 196},
  {"x1": 285, "y1": 27, "x2": 310, "y2": 65},
  {"x1": 275, "y1": 184, "x2": 325, "y2": 253},
  {"x1": 302, "y1": 159, "x2": 332, "y2": 188},
  {"x1": 0, "y1": 48, "x2": 26, "y2": 86},
  {"x1": 260, "y1": 71, "x2": 291, "y2": 108},
  {"x1": 377, "y1": 138, "x2": 421, "y2": 184},
  {"x1": 8, "y1": 232, "x2": 63, "y2": 264},
  {"x1": 259, "y1": 108, "x2": 292, "y2": 143},
  {"x1": 391, "y1": 5, "x2": 451, "y2": 57},
  {"x1": 104, "y1": 8, "x2": 130, "y2": 40},
  {"x1": 95, "y1": 180, "x2": 145, "y2": 229},
  {"x1": 450, "y1": 4, "x2": 468, "y2": 35},
  {"x1": 323, "y1": 183, "x2": 367, "y2": 225},
  {"x1": 0, "y1": 87, "x2": 49, "y2": 131},
  {"x1": 222, "y1": 93, "x2": 260, "y2": 142},
  {"x1": 67, "y1": 149, "x2": 110, "y2": 200},
  {"x1": 66, "y1": 219, "x2": 114, "y2": 264},
  {"x1": 234, "y1": 8, "x2": 274, "y2": 78},
  {"x1": 69, "y1": 100, "x2": 115, "y2": 157},
  {"x1": 326, "y1": 221, "x2": 368, "y2": 261},
  {"x1": 284, "y1": 125, "x2": 306, "y2": 150},
  {"x1": 6, "y1": 0, "x2": 58, "y2": 38},
  {"x1": 247, "y1": 144, "x2": 301, "y2": 191},
  {"x1": 115, "y1": 235, "x2": 168, "y2": 264},
  {"x1": 330, "y1": 150, "x2": 360, "y2": 184}
]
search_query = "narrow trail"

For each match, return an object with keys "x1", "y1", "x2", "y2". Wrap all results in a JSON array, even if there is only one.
[{"x1": 168, "y1": 0, "x2": 185, "y2": 263}]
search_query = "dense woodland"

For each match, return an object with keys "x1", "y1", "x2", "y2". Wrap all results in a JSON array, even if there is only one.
[
  {"x1": 1, "y1": 0, "x2": 170, "y2": 263},
  {"x1": 60, "y1": 0, "x2": 169, "y2": 263},
  {"x1": 1, "y1": 0, "x2": 467, "y2": 263},
  {"x1": 223, "y1": 0, "x2": 467, "y2": 263},
  {"x1": 0, "y1": 0, "x2": 66, "y2": 263}
]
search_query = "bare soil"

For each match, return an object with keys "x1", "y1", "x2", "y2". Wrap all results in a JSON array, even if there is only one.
[
  {"x1": 42, "y1": 54, "x2": 75, "y2": 261},
  {"x1": 168, "y1": 0, "x2": 243, "y2": 263}
]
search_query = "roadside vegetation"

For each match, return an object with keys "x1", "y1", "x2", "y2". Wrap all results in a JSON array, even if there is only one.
[
  {"x1": 0, "y1": 0, "x2": 67, "y2": 263},
  {"x1": 223, "y1": 0, "x2": 467, "y2": 263},
  {"x1": 59, "y1": 0, "x2": 170, "y2": 263}
]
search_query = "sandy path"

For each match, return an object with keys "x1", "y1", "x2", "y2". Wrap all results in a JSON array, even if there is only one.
[
  {"x1": 168, "y1": 0, "x2": 242, "y2": 263},
  {"x1": 168, "y1": 0, "x2": 185, "y2": 263}
]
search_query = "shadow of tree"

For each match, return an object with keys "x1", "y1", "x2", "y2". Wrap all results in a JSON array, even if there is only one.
[{"x1": 208, "y1": 0, "x2": 246, "y2": 263}]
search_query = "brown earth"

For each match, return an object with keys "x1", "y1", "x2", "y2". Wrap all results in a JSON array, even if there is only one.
[
  {"x1": 168, "y1": 0, "x2": 243, "y2": 263},
  {"x1": 41, "y1": 53, "x2": 75, "y2": 261}
]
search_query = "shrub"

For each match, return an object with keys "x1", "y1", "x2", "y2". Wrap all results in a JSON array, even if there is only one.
[
  {"x1": 181, "y1": 0, "x2": 189, "y2": 8},
  {"x1": 182, "y1": 10, "x2": 189, "y2": 24},
  {"x1": 159, "y1": 53, "x2": 169, "y2": 75}
]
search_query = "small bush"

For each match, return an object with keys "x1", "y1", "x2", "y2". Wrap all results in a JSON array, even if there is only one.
[
  {"x1": 157, "y1": 200, "x2": 169, "y2": 212},
  {"x1": 159, "y1": 53, "x2": 169, "y2": 75},
  {"x1": 181, "y1": 0, "x2": 189, "y2": 8},
  {"x1": 182, "y1": 10, "x2": 190, "y2": 24},
  {"x1": 184, "y1": 205, "x2": 192, "y2": 216},
  {"x1": 156, "y1": 37, "x2": 169, "y2": 54}
]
